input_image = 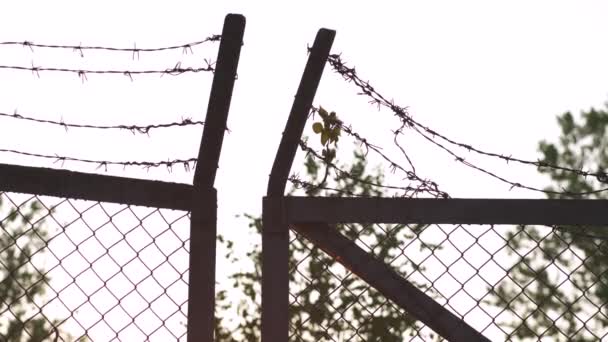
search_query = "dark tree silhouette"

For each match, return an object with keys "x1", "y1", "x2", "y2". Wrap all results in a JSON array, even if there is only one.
[{"x1": 489, "y1": 106, "x2": 608, "y2": 341}]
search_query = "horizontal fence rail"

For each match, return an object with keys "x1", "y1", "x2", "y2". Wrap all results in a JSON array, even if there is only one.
[
  {"x1": 268, "y1": 196, "x2": 608, "y2": 225},
  {"x1": 0, "y1": 163, "x2": 193, "y2": 211}
]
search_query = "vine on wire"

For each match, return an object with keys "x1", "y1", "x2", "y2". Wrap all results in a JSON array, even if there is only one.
[
  {"x1": 312, "y1": 106, "x2": 342, "y2": 164},
  {"x1": 302, "y1": 106, "x2": 342, "y2": 192}
]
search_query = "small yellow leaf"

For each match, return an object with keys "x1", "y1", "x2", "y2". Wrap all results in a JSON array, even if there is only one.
[{"x1": 312, "y1": 122, "x2": 324, "y2": 134}]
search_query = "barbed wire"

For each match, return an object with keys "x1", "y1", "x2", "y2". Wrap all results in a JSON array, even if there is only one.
[
  {"x1": 296, "y1": 139, "x2": 449, "y2": 199},
  {"x1": 411, "y1": 123, "x2": 608, "y2": 197},
  {"x1": 287, "y1": 175, "x2": 434, "y2": 199},
  {"x1": 0, "y1": 110, "x2": 204, "y2": 134},
  {"x1": 0, "y1": 61, "x2": 215, "y2": 81},
  {"x1": 288, "y1": 175, "x2": 362, "y2": 197},
  {"x1": 326, "y1": 53, "x2": 608, "y2": 195},
  {"x1": 0, "y1": 148, "x2": 196, "y2": 171},
  {"x1": 0, "y1": 34, "x2": 221, "y2": 58}
]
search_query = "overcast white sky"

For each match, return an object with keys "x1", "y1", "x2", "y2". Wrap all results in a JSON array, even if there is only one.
[
  {"x1": 1, "y1": 1, "x2": 608, "y2": 340},
  {"x1": 2, "y1": 0, "x2": 608, "y2": 217}
]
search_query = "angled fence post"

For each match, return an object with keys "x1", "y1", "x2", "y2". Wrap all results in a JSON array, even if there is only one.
[
  {"x1": 263, "y1": 28, "x2": 335, "y2": 342},
  {"x1": 188, "y1": 13, "x2": 245, "y2": 342}
]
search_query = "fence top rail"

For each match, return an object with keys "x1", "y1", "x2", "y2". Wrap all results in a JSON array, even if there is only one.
[
  {"x1": 267, "y1": 28, "x2": 335, "y2": 196},
  {"x1": 0, "y1": 163, "x2": 195, "y2": 211},
  {"x1": 268, "y1": 196, "x2": 608, "y2": 225}
]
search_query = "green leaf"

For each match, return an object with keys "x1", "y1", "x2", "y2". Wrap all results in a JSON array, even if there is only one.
[
  {"x1": 331, "y1": 126, "x2": 341, "y2": 139},
  {"x1": 30, "y1": 201, "x2": 41, "y2": 212},
  {"x1": 312, "y1": 122, "x2": 324, "y2": 134},
  {"x1": 539, "y1": 142, "x2": 558, "y2": 165},
  {"x1": 558, "y1": 112, "x2": 574, "y2": 136},
  {"x1": 318, "y1": 106, "x2": 328, "y2": 120},
  {"x1": 321, "y1": 131, "x2": 329, "y2": 146}
]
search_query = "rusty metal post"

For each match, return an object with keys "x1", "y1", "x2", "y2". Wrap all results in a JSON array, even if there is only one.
[
  {"x1": 263, "y1": 28, "x2": 335, "y2": 342},
  {"x1": 188, "y1": 13, "x2": 245, "y2": 342}
]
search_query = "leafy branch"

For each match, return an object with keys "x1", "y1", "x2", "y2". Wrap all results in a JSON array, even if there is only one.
[{"x1": 310, "y1": 106, "x2": 342, "y2": 188}]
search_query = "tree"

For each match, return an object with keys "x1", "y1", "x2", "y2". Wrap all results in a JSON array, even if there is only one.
[
  {"x1": 0, "y1": 196, "x2": 74, "y2": 341},
  {"x1": 214, "y1": 108, "x2": 441, "y2": 341},
  {"x1": 489, "y1": 106, "x2": 608, "y2": 341}
]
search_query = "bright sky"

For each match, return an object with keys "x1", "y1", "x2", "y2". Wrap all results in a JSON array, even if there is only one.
[{"x1": 2, "y1": 1, "x2": 608, "y2": 340}]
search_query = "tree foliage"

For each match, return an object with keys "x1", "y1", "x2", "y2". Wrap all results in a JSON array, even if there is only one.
[
  {"x1": 0, "y1": 197, "x2": 86, "y2": 342},
  {"x1": 0, "y1": 197, "x2": 62, "y2": 342},
  {"x1": 490, "y1": 106, "x2": 608, "y2": 341}
]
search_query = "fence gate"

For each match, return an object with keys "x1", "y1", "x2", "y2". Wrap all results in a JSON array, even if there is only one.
[
  {"x1": 262, "y1": 28, "x2": 608, "y2": 341},
  {"x1": 0, "y1": 14, "x2": 244, "y2": 342}
]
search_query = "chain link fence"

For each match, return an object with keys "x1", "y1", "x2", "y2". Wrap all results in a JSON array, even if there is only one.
[
  {"x1": 0, "y1": 191, "x2": 191, "y2": 341},
  {"x1": 287, "y1": 220, "x2": 608, "y2": 341}
]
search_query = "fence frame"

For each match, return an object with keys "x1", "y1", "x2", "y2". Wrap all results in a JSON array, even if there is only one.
[
  {"x1": 0, "y1": 13, "x2": 245, "y2": 342},
  {"x1": 262, "y1": 29, "x2": 608, "y2": 342}
]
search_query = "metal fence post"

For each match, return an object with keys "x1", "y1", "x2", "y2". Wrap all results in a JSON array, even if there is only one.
[
  {"x1": 188, "y1": 13, "x2": 245, "y2": 342},
  {"x1": 263, "y1": 28, "x2": 335, "y2": 342}
]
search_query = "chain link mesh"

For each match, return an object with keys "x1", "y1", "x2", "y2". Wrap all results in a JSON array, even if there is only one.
[
  {"x1": 288, "y1": 221, "x2": 608, "y2": 341},
  {"x1": 0, "y1": 191, "x2": 190, "y2": 341}
]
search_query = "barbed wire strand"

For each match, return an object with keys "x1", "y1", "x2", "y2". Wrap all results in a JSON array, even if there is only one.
[
  {"x1": 411, "y1": 124, "x2": 608, "y2": 197},
  {"x1": 0, "y1": 34, "x2": 221, "y2": 58},
  {"x1": 0, "y1": 110, "x2": 204, "y2": 134},
  {"x1": 0, "y1": 148, "x2": 196, "y2": 172},
  {"x1": 296, "y1": 139, "x2": 449, "y2": 199},
  {"x1": 288, "y1": 175, "x2": 362, "y2": 197},
  {"x1": 287, "y1": 175, "x2": 435, "y2": 200},
  {"x1": 0, "y1": 61, "x2": 215, "y2": 82},
  {"x1": 326, "y1": 53, "x2": 608, "y2": 195}
]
